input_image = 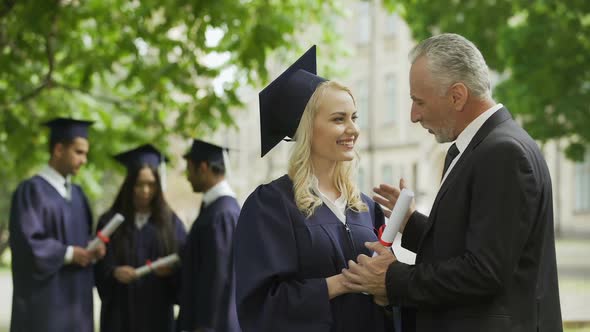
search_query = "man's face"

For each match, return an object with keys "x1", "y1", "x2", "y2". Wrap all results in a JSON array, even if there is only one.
[
  {"x1": 55, "y1": 137, "x2": 89, "y2": 176},
  {"x1": 409, "y1": 56, "x2": 457, "y2": 143},
  {"x1": 186, "y1": 159, "x2": 208, "y2": 193}
]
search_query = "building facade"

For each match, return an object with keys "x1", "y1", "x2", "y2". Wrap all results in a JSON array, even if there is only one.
[{"x1": 177, "y1": 0, "x2": 589, "y2": 237}]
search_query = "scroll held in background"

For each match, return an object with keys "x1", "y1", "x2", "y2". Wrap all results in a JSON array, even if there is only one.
[
  {"x1": 86, "y1": 213, "x2": 124, "y2": 251},
  {"x1": 135, "y1": 254, "x2": 180, "y2": 278}
]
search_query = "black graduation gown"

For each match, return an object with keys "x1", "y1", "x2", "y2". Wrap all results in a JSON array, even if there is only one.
[
  {"x1": 177, "y1": 195, "x2": 241, "y2": 332},
  {"x1": 95, "y1": 211, "x2": 187, "y2": 332},
  {"x1": 234, "y1": 175, "x2": 394, "y2": 332},
  {"x1": 9, "y1": 175, "x2": 95, "y2": 332}
]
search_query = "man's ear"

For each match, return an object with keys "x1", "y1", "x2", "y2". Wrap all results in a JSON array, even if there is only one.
[
  {"x1": 449, "y1": 82, "x2": 468, "y2": 111},
  {"x1": 198, "y1": 160, "x2": 209, "y2": 173},
  {"x1": 53, "y1": 142, "x2": 65, "y2": 159}
]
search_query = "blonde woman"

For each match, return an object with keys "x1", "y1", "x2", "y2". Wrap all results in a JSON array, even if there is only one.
[{"x1": 234, "y1": 46, "x2": 394, "y2": 332}]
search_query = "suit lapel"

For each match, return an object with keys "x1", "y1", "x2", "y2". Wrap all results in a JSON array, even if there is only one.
[{"x1": 418, "y1": 108, "x2": 513, "y2": 248}]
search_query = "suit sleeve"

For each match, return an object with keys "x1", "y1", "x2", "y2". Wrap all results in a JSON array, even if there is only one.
[
  {"x1": 9, "y1": 181, "x2": 67, "y2": 280},
  {"x1": 234, "y1": 185, "x2": 332, "y2": 331},
  {"x1": 387, "y1": 139, "x2": 538, "y2": 307},
  {"x1": 400, "y1": 211, "x2": 429, "y2": 253}
]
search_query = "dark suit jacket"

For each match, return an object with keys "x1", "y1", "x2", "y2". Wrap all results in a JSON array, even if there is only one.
[{"x1": 386, "y1": 108, "x2": 562, "y2": 332}]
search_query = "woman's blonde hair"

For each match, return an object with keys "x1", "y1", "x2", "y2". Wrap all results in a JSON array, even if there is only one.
[{"x1": 287, "y1": 81, "x2": 368, "y2": 218}]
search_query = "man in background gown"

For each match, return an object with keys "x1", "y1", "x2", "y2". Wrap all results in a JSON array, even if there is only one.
[{"x1": 9, "y1": 117, "x2": 105, "y2": 332}]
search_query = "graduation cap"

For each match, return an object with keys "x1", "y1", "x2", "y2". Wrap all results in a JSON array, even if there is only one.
[
  {"x1": 113, "y1": 144, "x2": 168, "y2": 171},
  {"x1": 183, "y1": 139, "x2": 229, "y2": 166},
  {"x1": 258, "y1": 45, "x2": 327, "y2": 157},
  {"x1": 43, "y1": 117, "x2": 94, "y2": 142}
]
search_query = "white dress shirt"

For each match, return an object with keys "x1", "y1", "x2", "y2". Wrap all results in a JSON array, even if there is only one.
[
  {"x1": 135, "y1": 212, "x2": 151, "y2": 229},
  {"x1": 441, "y1": 103, "x2": 503, "y2": 184},
  {"x1": 311, "y1": 175, "x2": 347, "y2": 224},
  {"x1": 38, "y1": 165, "x2": 71, "y2": 200},
  {"x1": 202, "y1": 180, "x2": 236, "y2": 208}
]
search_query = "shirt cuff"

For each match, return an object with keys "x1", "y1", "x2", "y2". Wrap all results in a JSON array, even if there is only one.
[{"x1": 64, "y1": 246, "x2": 74, "y2": 264}]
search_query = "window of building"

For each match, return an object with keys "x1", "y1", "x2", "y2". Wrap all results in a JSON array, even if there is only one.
[
  {"x1": 575, "y1": 149, "x2": 590, "y2": 212},
  {"x1": 356, "y1": 80, "x2": 369, "y2": 128},
  {"x1": 358, "y1": 167, "x2": 366, "y2": 193},
  {"x1": 385, "y1": 13, "x2": 398, "y2": 36},
  {"x1": 384, "y1": 74, "x2": 397, "y2": 123},
  {"x1": 382, "y1": 164, "x2": 393, "y2": 185},
  {"x1": 357, "y1": 1, "x2": 370, "y2": 44}
]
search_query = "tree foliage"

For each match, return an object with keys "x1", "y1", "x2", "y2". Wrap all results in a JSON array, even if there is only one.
[
  {"x1": 0, "y1": 0, "x2": 339, "y2": 257},
  {"x1": 385, "y1": 0, "x2": 590, "y2": 161}
]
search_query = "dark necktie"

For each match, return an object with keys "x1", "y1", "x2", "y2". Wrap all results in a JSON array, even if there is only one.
[{"x1": 441, "y1": 143, "x2": 460, "y2": 181}]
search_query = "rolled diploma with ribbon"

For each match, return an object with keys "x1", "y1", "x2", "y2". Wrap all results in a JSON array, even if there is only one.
[
  {"x1": 376, "y1": 188, "x2": 414, "y2": 250},
  {"x1": 86, "y1": 213, "x2": 124, "y2": 251},
  {"x1": 135, "y1": 254, "x2": 180, "y2": 278}
]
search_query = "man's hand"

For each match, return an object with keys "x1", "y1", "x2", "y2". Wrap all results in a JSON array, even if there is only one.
[
  {"x1": 90, "y1": 242, "x2": 106, "y2": 261},
  {"x1": 342, "y1": 242, "x2": 397, "y2": 303},
  {"x1": 373, "y1": 178, "x2": 416, "y2": 233},
  {"x1": 373, "y1": 293, "x2": 389, "y2": 307},
  {"x1": 72, "y1": 246, "x2": 93, "y2": 267},
  {"x1": 114, "y1": 266, "x2": 137, "y2": 284}
]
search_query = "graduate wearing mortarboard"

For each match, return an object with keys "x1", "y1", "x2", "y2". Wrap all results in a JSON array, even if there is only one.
[
  {"x1": 233, "y1": 46, "x2": 396, "y2": 331},
  {"x1": 176, "y1": 139, "x2": 241, "y2": 332},
  {"x1": 9, "y1": 117, "x2": 105, "y2": 332},
  {"x1": 94, "y1": 144, "x2": 187, "y2": 332}
]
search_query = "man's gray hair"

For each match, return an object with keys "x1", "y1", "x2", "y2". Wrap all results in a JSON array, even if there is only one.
[{"x1": 410, "y1": 33, "x2": 492, "y2": 99}]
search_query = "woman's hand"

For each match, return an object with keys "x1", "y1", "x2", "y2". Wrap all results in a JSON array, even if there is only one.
[
  {"x1": 113, "y1": 266, "x2": 137, "y2": 284},
  {"x1": 153, "y1": 265, "x2": 174, "y2": 278},
  {"x1": 326, "y1": 273, "x2": 353, "y2": 299}
]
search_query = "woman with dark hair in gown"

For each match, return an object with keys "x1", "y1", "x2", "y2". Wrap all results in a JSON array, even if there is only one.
[{"x1": 95, "y1": 144, "x2": 187, "y2": 332}]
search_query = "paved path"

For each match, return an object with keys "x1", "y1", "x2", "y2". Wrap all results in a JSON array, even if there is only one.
[{"x1": 0, "y1": 237, "x2": 587, "y2": 330}]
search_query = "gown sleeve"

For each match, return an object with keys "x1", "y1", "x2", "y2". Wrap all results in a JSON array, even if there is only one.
[
  {"x1": 234, "y1": 184, "x2": 333, "y2": 331},
  {"x1": 194, "y1": 209, "x2": 237, "y2": 328},
  {"x1": 9, "y1": 181, "x2": 67, "y2": 280},
  {"x1": 170, "y1": 214, "x2": 187, "y2": 304}
]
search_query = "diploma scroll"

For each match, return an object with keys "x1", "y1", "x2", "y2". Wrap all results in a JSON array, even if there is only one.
[
  {"x1": 86, "y1": 213, "x2": 124, "y2": 251},
  {"x1": 378, "y1": 188, "x2": 414, "y2": 247},
  {"x1": 134, "y1": 254, "x2": 180, "y2": 278}
]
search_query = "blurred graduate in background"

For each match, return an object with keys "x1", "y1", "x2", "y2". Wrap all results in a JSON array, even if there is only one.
[
  {"x1": 177, "y1": 139, "x2": 241, "y2": 332},
  {"x1": 10, "y1": 118, "x2": 105, "y2": 332},
  {"x1": 95, "y1": 144, "x2": 187, "y2": 332}
]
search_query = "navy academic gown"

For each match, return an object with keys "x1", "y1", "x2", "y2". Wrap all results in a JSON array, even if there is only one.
[
  {"x1": 234, "y1": 175, "x2": 394, "y2": 332},
  {"x1": 177, "y1": 195, "x2": 241, "y2": 332},
  {"x1": 9, "y1": 175, "x2": 95, "y2": 332},
  {"x1": 95, "y1": 211, "x2": 187, "y2": 332}
]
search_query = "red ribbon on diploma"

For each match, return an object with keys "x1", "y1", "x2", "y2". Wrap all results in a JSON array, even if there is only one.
[
  {"x1": 146, "y1": 259, "x2": 152, "y2": 269},
  {"x1": 378, "y1": 225, "x2": 393, "y2": 247},
  {"x1": 96, "y1": 231, "x2": 110, "y2": 244}
]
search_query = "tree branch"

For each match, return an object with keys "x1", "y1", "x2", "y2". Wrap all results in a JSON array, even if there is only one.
[
  {"x1": 10, "y1": 7, "x2": 57, "y2": 104},
  {"x1": 54, "y1": 81, "x2": 133, "y2": 108},
  {"x1": 0, "y1": 0, "x2": 16, "y2": 19}
]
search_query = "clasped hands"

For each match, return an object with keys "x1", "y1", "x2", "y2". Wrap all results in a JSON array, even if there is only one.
[
  {"x1": 337, "y1": 179, "x2": 413, "y2": 306},
  {"x1": 340, "y1": 241, "x2": 397, "y2": 306}
]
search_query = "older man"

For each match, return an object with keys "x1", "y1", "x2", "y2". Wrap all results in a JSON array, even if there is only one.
[{"x1": 343, "y1": 33, "x2": 562, "y2": 332}]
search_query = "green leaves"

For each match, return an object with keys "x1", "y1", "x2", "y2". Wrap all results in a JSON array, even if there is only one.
[
  {"x1": 0, "y1": 0, "x2": 339, "y2": 208},
  {"x1": 386, "y1": 0, "x2": 590, "y2": 161}
]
